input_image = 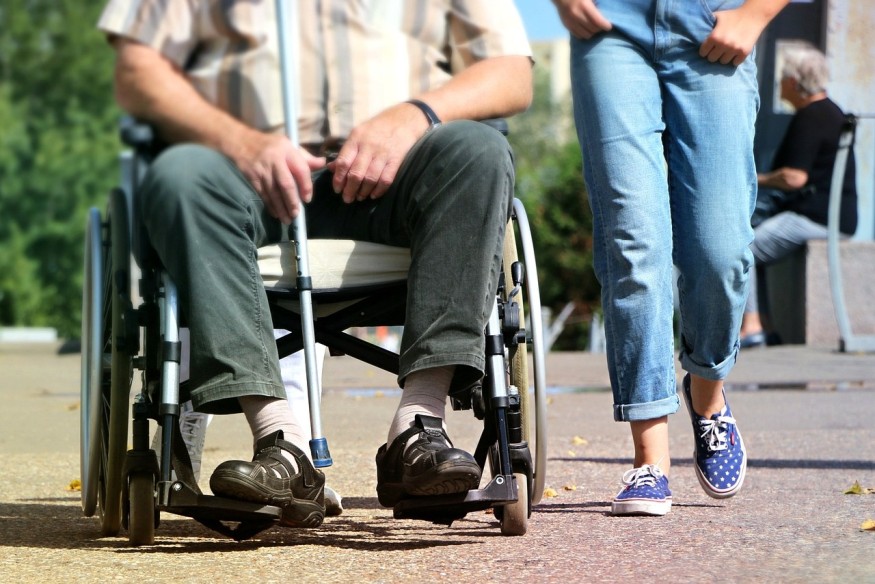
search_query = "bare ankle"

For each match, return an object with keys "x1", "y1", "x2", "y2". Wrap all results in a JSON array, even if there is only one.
[
  {"x1": 630, "y1": 417, "x2": 671, "y2": 476},
  {"x1": 689, "y1": 375, "x2": 725, "y2": 418}
]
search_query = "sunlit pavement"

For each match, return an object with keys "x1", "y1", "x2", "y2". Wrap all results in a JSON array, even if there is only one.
[{"x1": 1, "y1": 342, "x2": 873, "y2": 582}]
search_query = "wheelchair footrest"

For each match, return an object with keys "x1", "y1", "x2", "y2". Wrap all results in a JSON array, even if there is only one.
[
  {"x1": 392, "y1": 474, "x2": 518, "y2": 526},
  {"x1": 157, "y1": 480, "x2": 281, "y2": 541}
]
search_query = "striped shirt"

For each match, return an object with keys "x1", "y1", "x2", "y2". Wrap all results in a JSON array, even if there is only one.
[{"x1": 98, "y1": 1, "x2": 532, "y2": 145}]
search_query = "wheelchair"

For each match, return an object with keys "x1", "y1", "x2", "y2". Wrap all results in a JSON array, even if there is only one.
[{"x1": 80, "y1": 119, "x2": 548, "y2": 545}]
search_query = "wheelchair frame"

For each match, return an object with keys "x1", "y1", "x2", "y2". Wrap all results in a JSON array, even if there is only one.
[{"x1": 80, "y1": 125, "x2": 548, "y2": 545}]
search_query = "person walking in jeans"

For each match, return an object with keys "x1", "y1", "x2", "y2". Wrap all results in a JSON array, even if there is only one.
[{"x1": 553, "y1": 0, "x2": 788, "y2": 515}]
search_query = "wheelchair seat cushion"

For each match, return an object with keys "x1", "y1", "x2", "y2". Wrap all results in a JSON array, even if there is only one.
[{"x1": 259, "y1": 239, "x2": 411, "y2": 293}]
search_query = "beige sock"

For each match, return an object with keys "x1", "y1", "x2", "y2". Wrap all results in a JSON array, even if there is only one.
[
  {"x1": 387, "y1": 365, "x2": 455, "y2": 446},
  {"x1": 239, "y1": 395, "x2": 312, "y2": 469}
]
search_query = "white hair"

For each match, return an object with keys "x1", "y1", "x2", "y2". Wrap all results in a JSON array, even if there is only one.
[{"x1": 781, "y1": 41, "x2": 829, "y2": 97}]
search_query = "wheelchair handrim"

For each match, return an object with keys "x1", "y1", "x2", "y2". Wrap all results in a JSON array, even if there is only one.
[{"x1": 80, "y1": 207, "x2": 104, "y2": 516}]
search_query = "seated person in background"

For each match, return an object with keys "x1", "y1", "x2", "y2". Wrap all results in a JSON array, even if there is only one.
[
  {"x1": 98, "y1": 0, "x2": 533, "y2": 527},
  {"x1": 740, "y1": 41, "x2": 857, "y2": 348}
]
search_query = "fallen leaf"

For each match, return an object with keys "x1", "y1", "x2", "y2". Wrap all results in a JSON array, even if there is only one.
[
  {"x1": 567, "y1": 450, "x2": 576, "y2": 457},
  {"x1": 860, "y1": 519, "x2": 875, "y2": 532},
  {"x1": 844, "y1": 481, "x2": 875, "y2": 495},
  {"x1": 67, "y1": 479, "x2": 81, "y2": 492},
  {"x1": 571, "y1": 435, "x2": 588, "y2": 446},
  {"x1": 845, "y1": 481, "x2": 864, "y2": 494},
  {"x1": 563, "y1": 484, "x2": 577, "y2": 491},
  {"x1": 66, "y1": 403, "x2": 80, "y2": 411},
  {"x1": 543, "y1": 487, "x2": 559, "y2": 498}
]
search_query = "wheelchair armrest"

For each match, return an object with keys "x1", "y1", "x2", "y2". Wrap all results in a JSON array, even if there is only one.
[
  {"x1": 479, "y1": 118, "x2": 509, "y2": 136},
  {"x1": 119, "y1": 115, "x2": 167, "y2": 160},
  {"x1": 120, "y1": 115, "x2": 155, "y2": 147}
]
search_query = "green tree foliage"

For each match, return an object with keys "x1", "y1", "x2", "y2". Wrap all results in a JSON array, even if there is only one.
[
  {"x1": 0, "y1": 8, "x2": 600, "y2": 351},
  {"x1": 508, "y1": 56, "x2": 600, "y2": 350},
  {"x1": 0, "y1": 0, "x2": 119, "y2": 337}
]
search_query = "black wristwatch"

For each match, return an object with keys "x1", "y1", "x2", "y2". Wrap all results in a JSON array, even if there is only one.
[{"x1": 406, "y1": 99, "x2": 442, "y2": 131}]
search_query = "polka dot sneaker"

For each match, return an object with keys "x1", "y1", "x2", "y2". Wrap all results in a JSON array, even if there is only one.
[
  {"x1": 611, "y1": 464, "x2": 672, "y2": 516},
  {"x1": 682, "y1": 374, "x2": 747, "y2": 499}
]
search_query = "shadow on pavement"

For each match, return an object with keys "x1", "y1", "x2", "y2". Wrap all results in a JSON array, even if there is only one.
[
  {"x1": 533, "y1": 500, "x2": 721, "y2": 517},
  {"x1": 1, "y1": 498, "x2": 500, "y2": 552},
  {"x1": 551, "y1": 456, "x2": 875, "y2": 470},
  {"x1": 339, "y1": 496, "x2": 382, "y2": 510}
]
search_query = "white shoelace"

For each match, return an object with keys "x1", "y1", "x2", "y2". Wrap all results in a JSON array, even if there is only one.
[
  {"x1": 621, "y1": 464, "x2": 664, "y2": 488},
  {"x1": 697, "y1": 413, "x2": 736, "y2": 452}
]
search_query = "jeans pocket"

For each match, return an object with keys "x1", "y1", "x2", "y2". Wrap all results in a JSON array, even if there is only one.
[
  {"x1": 697, "y1": 0, "x2": 747, "y2": 23},
  {"x1": 686, "y1": 0, "x2": 745, "y2": 47},
  {"x1": 690, "y1": 0, "x2": 752, "y2": 54},
  {"x1": 696, "y1": 0, "x2": 718, "y2": 26}
]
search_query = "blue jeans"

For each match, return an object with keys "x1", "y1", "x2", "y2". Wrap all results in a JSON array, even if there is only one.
[{"x1": 570, "y1": 0, "x2": 759, "y2": 421}]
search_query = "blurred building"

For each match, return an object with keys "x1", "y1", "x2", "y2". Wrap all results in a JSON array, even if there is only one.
[{"x1": 532, "y1": 39, "x2": 571, "y2": 107}]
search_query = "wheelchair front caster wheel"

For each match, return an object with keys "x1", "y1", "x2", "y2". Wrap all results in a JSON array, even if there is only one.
[
  {"x1": 497, "y1": 472, "x2": 530, "y2": 536},
  {"x1": 127, "y1": 472, "x2": 156, "y2": 546}
]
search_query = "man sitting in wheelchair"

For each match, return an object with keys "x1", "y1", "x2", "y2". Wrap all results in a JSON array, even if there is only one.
[{"x1": 97, "y1": 0, "x2": 533, "y2": 527}]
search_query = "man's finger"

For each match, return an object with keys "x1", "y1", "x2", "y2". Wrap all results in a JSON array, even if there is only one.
[
  {"x1": 273, "y1": 165, "x2": 298, "y2": 224},
  {"x1": 342, "y1": 161, "x2": 367, "y2": 203},
  {"x1": 355, "y1": 158, "x2": 390, "y2": 201},
  {"x1": 331, "y1": 141, "x2": 360, "y2": 196},
  {"x1": 369, "y1": 160, "x2": 399, "y2": 200},
  {"x1": 285, "y1": 151, "x2": 314, "y2": 205},
  {"x1": 306, "y1": 154, "x2": 327, "y2": 172},
  {"x1": 254, "y1": 171, "x2": 285, "y2": 223}
]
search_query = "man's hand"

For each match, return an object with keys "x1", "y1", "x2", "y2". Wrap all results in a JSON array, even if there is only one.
[
  {"x1": 232, "y1": 131, "x2": 326, "y2": 224},
  {"x1": 324, "y1": 54, "x2": 532, "y2": 204},
  {"x1": 329, "y1": 102, "x2": 430, "y2": 203},
  {"x1": 112, "y1": 39, "x2": 326, "y2": 224},
  {"x1": 758, "y1": 167, "x2": 808, "y2": 191},
  {"x1": 552, "y1": 0, "x2": 612, "y2": 39}
]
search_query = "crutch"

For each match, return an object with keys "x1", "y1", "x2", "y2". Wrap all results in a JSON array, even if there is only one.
[{"x1": 275, "y1": 0, "x2": 332, "y2": 467}]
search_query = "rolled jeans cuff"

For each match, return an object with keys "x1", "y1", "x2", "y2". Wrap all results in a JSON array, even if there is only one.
[
  {"x1": 679, "y1": 344, "x2": 739, "y2": 382},
  {"x1": 613, "y1": 393, "x2": 680, "y2": 422}
]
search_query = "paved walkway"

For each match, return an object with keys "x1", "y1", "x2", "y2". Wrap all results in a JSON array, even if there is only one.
[{"x1": 1, "y1": 342, "x2": 874, "y2": 582}]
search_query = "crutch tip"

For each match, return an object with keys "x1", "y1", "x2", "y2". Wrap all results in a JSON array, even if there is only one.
[{"x1": 310, "y1": 437, "x2": 333, "y2": 468}]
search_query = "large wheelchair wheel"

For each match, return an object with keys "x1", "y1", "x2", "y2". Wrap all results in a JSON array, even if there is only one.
[
  {"x1": 79, "y1": 190, "x2": 135, "y2": 536},
  {"x1": 80, "y1": 208, "x2": 104, "y2": 517},
  {"x1": 493, "y1": 199, "x2": 548, "y2": 536}
]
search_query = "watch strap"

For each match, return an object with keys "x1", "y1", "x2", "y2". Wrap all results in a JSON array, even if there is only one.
[{"x1": 406, "y1": 99, "x2": 442, "y2": 130}]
